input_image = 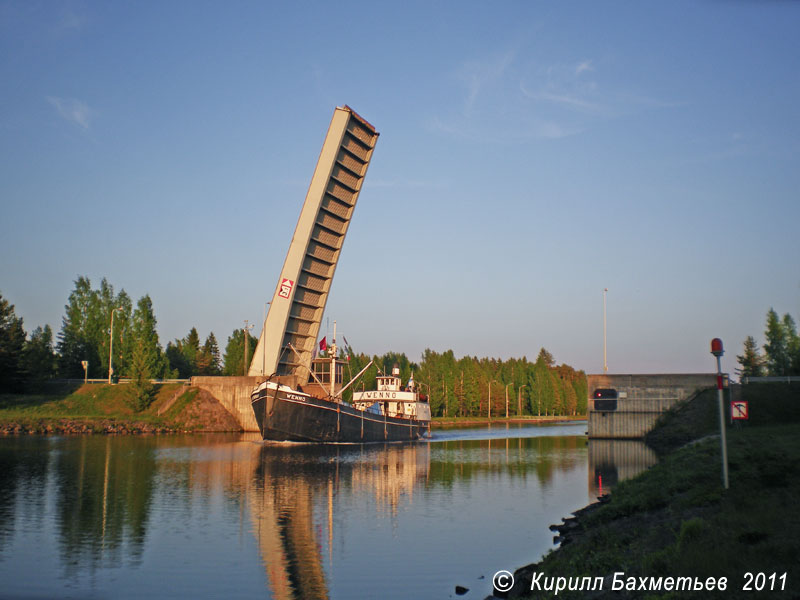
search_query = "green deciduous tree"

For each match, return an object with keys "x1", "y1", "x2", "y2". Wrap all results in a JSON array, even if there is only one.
[
  {"x1": 57, "y1": 277, "x2": 133, "y2": 378},
  {"x1": 223, "y1": 328, "x2": 258, "y2": 376}
]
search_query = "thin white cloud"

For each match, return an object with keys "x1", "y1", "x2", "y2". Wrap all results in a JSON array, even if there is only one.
[
  {"x1": 47, "y1": 96, "x2": 92, "y2": 129},
  {"x1": 57, "y1": 11, "x2": 86, "y2": 32},
  {"x1": 519, "y1": 83, "x2": 604, "y2": 114},
  {"x1": 457, "y1": 50, "x2": 516, "y2": 116},
  {"x1": 575, "y1": 60, "x2": 593, "y2": 75}
]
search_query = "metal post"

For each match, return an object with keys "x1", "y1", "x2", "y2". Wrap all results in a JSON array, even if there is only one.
[
  {"x1": 505, "y1": 383, "x2": 513, "y2": 419},
  {"x1": 243, "y1": 320, "x2": 254, "y2": 376},
  {"x1": 711, "y1": 338, "x2": 729, "y2": 490},
  {"x1": 108, "y1": 308, "x2": 120, "y2": 384}
]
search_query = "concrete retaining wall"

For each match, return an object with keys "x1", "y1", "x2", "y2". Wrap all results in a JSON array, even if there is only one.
[
  {"x1": 191, "y1": 375, "x2": 297, "y2": 432},
  {"x1": 587, "y1": 374, "x2": 720, "y2": 439}
]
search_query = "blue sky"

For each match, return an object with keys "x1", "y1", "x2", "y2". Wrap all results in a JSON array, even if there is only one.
[{"x1": 2, "y1": 1, "x2": 799, "y2": 376}]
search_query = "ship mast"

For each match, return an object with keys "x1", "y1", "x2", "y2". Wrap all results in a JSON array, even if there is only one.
[{"x1": 330, "y1": 321, "x2": 337, "y2": 397}]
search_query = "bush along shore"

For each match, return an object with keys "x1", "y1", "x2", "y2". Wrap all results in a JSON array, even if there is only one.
[
  {"x1": 0, "y1": 382, "x2": 242, "y2": 434},
  {"x1": 490, "y1": 383, "x2": 799, "y2": 600}
]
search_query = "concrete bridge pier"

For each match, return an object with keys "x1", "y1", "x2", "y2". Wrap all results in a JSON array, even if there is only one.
[
  {"x1": 191, "y1": 375, "x2": 297, "y2": 433},
  {"x1": 587, "y1": 374, "x2": 723, "y2": 439}
]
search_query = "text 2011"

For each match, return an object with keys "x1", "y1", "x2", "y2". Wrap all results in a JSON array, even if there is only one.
[{"x1": 742, "y1": 572, "x2": 787, "y2": 592}]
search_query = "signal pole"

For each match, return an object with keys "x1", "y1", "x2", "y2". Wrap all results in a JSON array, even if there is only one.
[{"x1": 711, "y1": 338, "x2": 729, "y2": 490}]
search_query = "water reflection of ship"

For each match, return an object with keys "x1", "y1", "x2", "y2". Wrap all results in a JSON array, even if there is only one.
[
  {"x1": 249, "y1": 442, "x2": 430, "y2": 600},
  {"x1": 587, "y1": 440, "x2": 658, "y2": 499}
]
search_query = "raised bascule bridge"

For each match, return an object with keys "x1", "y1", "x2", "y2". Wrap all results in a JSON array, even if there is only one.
[{"x1": 193, "y1": 106, "x2": 379, "y2": 431}]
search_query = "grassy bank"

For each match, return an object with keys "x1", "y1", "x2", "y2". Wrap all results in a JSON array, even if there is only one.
[
  {"x1": 505, "y1": 383, "x2": 800, "y2": 599},
  {"x1": 0, "y1": 383, "x2": 242, "y2": 434}
]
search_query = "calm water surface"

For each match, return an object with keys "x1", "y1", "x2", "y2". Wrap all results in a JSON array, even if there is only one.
[{"x1": 0, "y1": 424, "x2": 655, "y2": 599}]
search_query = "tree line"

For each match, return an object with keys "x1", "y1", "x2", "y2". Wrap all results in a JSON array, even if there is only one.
[
  {"x1": 341, "y1": 346, "x2": 588, "y2": 418},
  {"x1": 2, "y1": 277, "x2": 587, "y2": 416},
  {"x1": 736, "y1": 308, "x2": 800, "y2": 378},
  {"x1": 0, "y1": 279, "x2": 257, "y2": 402}
]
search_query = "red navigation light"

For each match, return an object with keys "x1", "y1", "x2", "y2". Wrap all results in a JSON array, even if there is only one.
[{"x1": 710, "y1": 338, "x2": 724, "y2": 357}]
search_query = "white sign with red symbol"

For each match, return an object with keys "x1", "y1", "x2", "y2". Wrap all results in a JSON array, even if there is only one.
[
  {"x1": 278, "y1": 278, "x2": 294, "y2": 299},
  {"x1": 731, "y1": 400, "x2": 749, "y2": 420}
]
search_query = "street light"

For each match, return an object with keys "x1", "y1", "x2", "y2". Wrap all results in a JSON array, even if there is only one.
[
  {"x1": 108, "y1": 307, "x2": 123, "y2": 384},
  {"x1": 243, "y1": 319, "x2": 255, "y2": 376},
  {"x1": 603, "y1": 288, "x2": 608, "y2": 374},
  {"x1": 505, "y1": 383, "x2": 513, "y2": 419},
  {"x1": 488, "y1": 380, "x2": 496, "y2": 420},
  {"x1": 518, "y1": 384, "x2": 527, "y2": 416}
]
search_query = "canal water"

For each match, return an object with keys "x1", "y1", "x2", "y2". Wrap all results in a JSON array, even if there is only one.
[{"x1": 0, "y1": 424, "x2": 656, "y2": 599}]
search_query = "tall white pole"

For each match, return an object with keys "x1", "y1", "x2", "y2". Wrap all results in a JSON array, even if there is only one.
[
  {"x1": 603, "y1": 288, "x2": 608, "y2": 374},
  {"x1": 108, "y1": 308, "x2": 120, "y2": 384}
]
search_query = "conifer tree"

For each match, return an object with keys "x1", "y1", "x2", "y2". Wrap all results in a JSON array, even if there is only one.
[
  {"x1": 0, "y1": 292, "x2": 27, "y2": 392},
  {"x1": 128, "y1": 295, "x2": 166, "y2": 409},
  {"x1": 782, "y1": 314, "x2": 800, "y2": 375},
  {"x1": 197, "y1": 332, "x2": 221, "y2": 375},
  {"x1": 183, "y1": 327, "x2": 201, "y2": 374},
  {"x1": 23, "y1": 325, "x2": 57, "y2": 381},
  {"x1": 736, "y1": 335, "x2": 765, "y2": 379},
  {"x1": 764, "y1": 308, "x2": 790, "y2": 376}
]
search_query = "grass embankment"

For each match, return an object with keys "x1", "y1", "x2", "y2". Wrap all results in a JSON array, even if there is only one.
[
  {"x1": 0, "y1": 382, "x2": 242, "y2": 434},
  {"x1": 507, "y1": 383, "x2": 800, "y2": 600}
]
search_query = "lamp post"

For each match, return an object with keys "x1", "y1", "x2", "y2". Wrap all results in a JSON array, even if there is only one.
[
  {"x1": 243, "y1": 320, "x2": 254, "y2": 376},
  {"x1": 488, "y1": 380, "x2": 496, "y2": 420},
  {"x1": 518, "y1": 384, "x2": 527, "y2": 416},
  {"x1": 711, "y1": 338, "x2": 729, "y2": 490},
  {"x1": 603, "y1": 288, "x2": 608, "y2": 374},
  {"x1": 505, "y1": 382, "x2": 513, "y2": 419},
  {"x1": 108, "y1": 307, "x2": 122, "y2": 384}
]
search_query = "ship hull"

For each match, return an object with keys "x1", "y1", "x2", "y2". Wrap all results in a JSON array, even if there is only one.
[{"x1": 251, "y1": 385, "x2": 429, "y2": 443}]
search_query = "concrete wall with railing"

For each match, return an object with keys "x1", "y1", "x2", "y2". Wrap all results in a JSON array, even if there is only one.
[{"x1": 587, "y1": 374, "x2": 720, "y2": 439}]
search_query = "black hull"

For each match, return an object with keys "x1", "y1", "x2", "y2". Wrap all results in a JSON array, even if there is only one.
[{"x1": 252, "y1": 387, "x2": 429, "y2": 443}]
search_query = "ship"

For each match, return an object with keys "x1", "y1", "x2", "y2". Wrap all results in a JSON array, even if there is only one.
[{"x1": 251, "y1": 332, "x2": 431, "y2": 443}]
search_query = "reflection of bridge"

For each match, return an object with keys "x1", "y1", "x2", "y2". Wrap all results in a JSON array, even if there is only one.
[{"x1": 248, "y1": 443, "x2": 429, "y2": 600}]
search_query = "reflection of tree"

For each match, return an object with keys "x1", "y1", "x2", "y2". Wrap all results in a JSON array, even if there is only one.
[
  {"x1": 55, "y1": 436, "x2": 157, "y2": 574},
  {"x1": 428, "y1": 436, "x2": 586, "y2": 488},
  {"x1": 0, "y1": 438, "x2": 51, "y2": 554}
]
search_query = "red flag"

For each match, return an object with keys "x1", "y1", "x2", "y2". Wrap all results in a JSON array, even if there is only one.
[{"x1": 319, "y1": 336, "x2": 327, "y2": 352}]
